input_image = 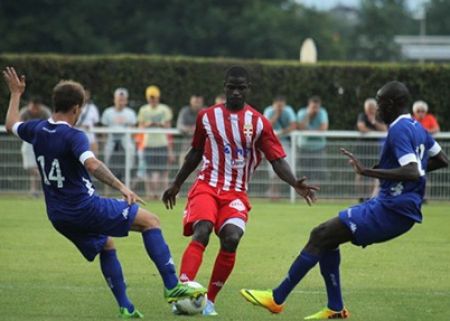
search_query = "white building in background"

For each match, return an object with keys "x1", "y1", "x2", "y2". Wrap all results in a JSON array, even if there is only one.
[{"x1": 394, "y1": 36, "x2": 450, "y2": 61}]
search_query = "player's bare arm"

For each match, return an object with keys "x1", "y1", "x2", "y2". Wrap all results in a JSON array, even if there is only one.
[
  {"x1": 426, "y1": 150, "x2": 448, "y2": 172},
  {"x1": 340, "y1": 148, "x2": 421, "y2": 181},
  {"x1": 84, "y1": 157, "x2": 144, "y2": 205},
  {"x1": 270, "y1": 158, "x2": 319, "y2": 206},
  {"x1": 3, "y1": 67, "x2": 26, "y2": 133},
  {"x1": 162, "y1": 147, "x2": 203, "y2": 209}
]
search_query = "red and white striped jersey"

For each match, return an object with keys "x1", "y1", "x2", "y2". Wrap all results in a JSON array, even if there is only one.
[{"x1": 191, "y1": 103, "x2": 286, "y2": 192}]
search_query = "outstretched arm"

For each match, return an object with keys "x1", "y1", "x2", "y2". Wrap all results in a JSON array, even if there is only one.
[
  {"x1": 427, "y1": 151, "x2": 448, "y2": 172},
  {"x1": 84, "y1": 157, "x2": 144, "y2": 205},
  {"x1": 162, "y1": 147, "x2": 203, "y2": 209},
  {"x1": 3, "y1": 67, "x2": 26, "y2": 133},
  {"x1": 341, "y1": 148, "x2": 421, "y2": 181},
  {"x1": 271, "y1": 158, "x2": 318, "y2": 205}
]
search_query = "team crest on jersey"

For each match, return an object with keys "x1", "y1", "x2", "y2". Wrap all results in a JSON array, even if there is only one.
[{"x1": 243, "y1": 123, "x2": 253, "y2": 137}]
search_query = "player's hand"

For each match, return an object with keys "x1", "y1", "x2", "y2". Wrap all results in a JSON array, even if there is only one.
[
  {"x1": 294, "y1": 177, "x2": 319, "y2": 206},
  {"x1": 3, "y1": 67, "x2": 26, "y2": 95},
  {"x1": 120, "y1": 186, "x2": 146, "y2": 206},
  {"x1": 340, "y1": 148, "x2": 366, "y2": 175},
  {"x1": 162, "y1": 183, "x2": 180, "y2": 210}
]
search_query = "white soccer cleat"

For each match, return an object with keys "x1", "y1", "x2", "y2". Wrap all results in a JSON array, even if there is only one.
[{"x1": 202, "y1": 300, "x2": 218, "y2": 316}]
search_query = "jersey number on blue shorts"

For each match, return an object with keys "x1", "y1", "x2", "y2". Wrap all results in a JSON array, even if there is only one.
[{"x1": 37, "y1": 156, "x2": 66, "y2": 188}]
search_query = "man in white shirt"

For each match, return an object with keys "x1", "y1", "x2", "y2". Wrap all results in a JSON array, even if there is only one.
[
  {"x1": 101, "y1": 88, "x2": 137, "y2": 180},
  {"x1": 76, "y1": 89, "x2": 100, "y2": 154}
]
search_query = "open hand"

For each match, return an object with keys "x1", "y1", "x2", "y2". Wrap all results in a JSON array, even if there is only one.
[
  {"x1": 340, "y1": 148, "x2": 366, "y2": 175},
  {"x1": 120, "y1": 186, "x2": 146, "y2": 206},
  {"x1": 3, "y1": 67, "x2": 26, "y2": 95},
  {"x1": 294, "y1": 177, "x2": 319, "y2": 206},
  {"x1": 162, "y1": 183, "x2": 180, "y2": 209}
]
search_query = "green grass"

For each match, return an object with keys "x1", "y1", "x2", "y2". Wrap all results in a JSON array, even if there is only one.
[{"x1": 1, "y1": 198, "x2": 449, "y2": 321}]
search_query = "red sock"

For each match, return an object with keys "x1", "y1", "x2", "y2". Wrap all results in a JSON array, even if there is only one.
[
  {"x1": 179, "y1": 241, "x2": 206, "y2": 282},
  {"x1": 207, "y1": 250, "x2": 236, "y2": 302}
]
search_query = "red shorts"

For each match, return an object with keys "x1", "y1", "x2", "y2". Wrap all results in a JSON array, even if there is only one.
[{"x1": 183, "y1": 180, "x2": 252, "y2": 236}]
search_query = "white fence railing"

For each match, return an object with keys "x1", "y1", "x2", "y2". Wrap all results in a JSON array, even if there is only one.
[{"x1": 1, "y1": 126, "x2": 449, "y2": 202}]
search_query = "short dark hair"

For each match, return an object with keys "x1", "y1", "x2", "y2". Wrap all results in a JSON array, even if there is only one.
[
  {"x1": 225, "y1": 66, "x2": 249, "y2": 81},
  {"x1": 309, "y1": 95, "x2": 321, "y2": 104},
  {"x1": 273, "y1": 95, "x2": 286, "y2": 102},
  {"x1": 52, "y1": 81, "x2": 85, "y2": 113}
]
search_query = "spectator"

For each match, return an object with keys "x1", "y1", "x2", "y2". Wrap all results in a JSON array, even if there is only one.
[
  {"x1": 297, "y1": 96, "x2": 329, "y2": 183},
  {"x1": 19, "y1": 97, "x2": 51, "y2": 196},
  {"x1": 177, "y1": 94, "x2": 205, "y2": 136},
  {"x1": 101, "y1": 88, "x2": 136, "y2": 181},
  {"x1": 177, "y1": 94, "x2": 205, "y2": 164},
  {"x1": 413, "y1": 100, "x2": 440, "y2": 134},
  {"x1": 215, "y1": 94, "x2": 226, "y2": 104},
  {"x1": 138, "y1": 85, "x2": 173, "y2": 199},
  {"x1": 355, "y1": 98, "x2": 387, "y2": 202},
  {"x1": 76, "y1": 89, "x2": 100, "y2": 154},
  {"x1": 263, "y1": 96, "x2": 297, "y2": 198}
]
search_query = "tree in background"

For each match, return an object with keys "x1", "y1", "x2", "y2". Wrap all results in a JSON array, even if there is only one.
[
  {"x1": 350, "y1": 0, "x2": 415, "y2": 61},
  {"x1": 0, "y1": 0, "x2": 437, "y2": 61},
  {"x1": 426, "y1": 0, "x2": 450, "y2": 35}
]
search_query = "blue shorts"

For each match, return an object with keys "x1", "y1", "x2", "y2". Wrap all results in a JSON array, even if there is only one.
[
  {"x1": 338, "y1": 198, "x2": 415, "y2": 247},
  {"x1": 50, "y1": 196, "x2": 139, "y2": 261}
]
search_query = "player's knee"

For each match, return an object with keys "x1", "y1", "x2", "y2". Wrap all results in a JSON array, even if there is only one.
[
  {"x1": 192, "y1": 221, "x2": 213, "y2": 246},
  {"x1": 103, "y1": 237, "x2": 115, "y2": 251},
  {"x1": 220, "y1": 232, "x2": 242, "y2": 252},
  {"x1": 309, "y1": 223, "x2": 329, "y2": 247},
  {"x1": 134, "y1": 210, "x2": 161, "y2": 232}
]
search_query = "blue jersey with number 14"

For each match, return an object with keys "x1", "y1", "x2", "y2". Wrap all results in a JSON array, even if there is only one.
[
  {"x1": 377, "y1": 114, "x2": 442, "y2": 222},
  {"x1": 13, "y1": 118, "x2": 96, "y2": 219}
]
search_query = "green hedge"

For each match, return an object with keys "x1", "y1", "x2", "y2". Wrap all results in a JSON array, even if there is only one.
[{"x1": 1, "y1": 54, "x2": 450, "y2": 130}]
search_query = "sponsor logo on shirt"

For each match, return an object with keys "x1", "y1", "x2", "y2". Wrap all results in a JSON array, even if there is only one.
[
  {"x1": 229, "y1": 199, "x2": 246, "y2": 212},
  {"x1": 43, "y1": 127, "x2": 56, "y2": 133}
]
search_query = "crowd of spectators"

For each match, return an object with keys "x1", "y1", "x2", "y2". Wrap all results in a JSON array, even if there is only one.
[{"x1": 17, "y1": 87, "x2": 442, "y2": 200}]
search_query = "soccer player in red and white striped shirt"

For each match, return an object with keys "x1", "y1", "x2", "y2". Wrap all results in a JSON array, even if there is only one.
[{"x1": 162, "y1": 66, "x2": 317, "y2": 315}]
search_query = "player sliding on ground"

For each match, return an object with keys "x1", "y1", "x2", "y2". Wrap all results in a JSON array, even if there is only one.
[
  {"x1": 3, "y1": 67, "x2": 206, "y2": 319},
  {"x1": 162, "y1": 66, "x2": 318, "y2": 316},
  {"x1": 240, "y1": 81, "x2": 449, "y2": 320}
]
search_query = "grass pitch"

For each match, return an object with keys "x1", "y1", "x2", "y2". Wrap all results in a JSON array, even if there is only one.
[{"x1": 1, "y1": 197, "x2": 449, "y2": 321}]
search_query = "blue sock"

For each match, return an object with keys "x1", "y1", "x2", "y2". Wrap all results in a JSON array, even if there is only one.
[
  {"x1": 142, "y1": 228, "x2": 178, "y2": 290},
  {"x1": 319, "y1": 248, "x2": 344, "y2": 311},
  {"x1": 99, "y1": 249, "x2": 134, "y2": 312},
  {"x1": 273, "y1": 251, "x2": 320, "y2": 305}
]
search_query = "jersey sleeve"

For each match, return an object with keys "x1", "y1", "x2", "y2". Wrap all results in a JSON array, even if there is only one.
[
  {"x1": 258, "y1": 116, "x2": 286, "y2": 161},
  {"x1": 191, "y1": 110, "x2": 207, "y2": 149},
  {"x1": 71, "y1": 130, "x2": 95, "y2": 165},
  {"x1": 286, "y1": 106, "x2": 297, "y2": 123},
  {"x1": 297, "y1": 108, "x2": 307, "y2": 122},
  {"x1": 13, "y1": 120, "x2": 42, "y2": 143},
  {"x1": 425, "y1": 132, "x2": 442, "y2": 157},
  {"x1": 389, "y1": 124, "x2": 417, "y2": 166}
]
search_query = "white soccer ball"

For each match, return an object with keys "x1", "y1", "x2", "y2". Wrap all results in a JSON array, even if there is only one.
[{"x1": 174, "y1": 281, "x2": 207, "y2": 315}]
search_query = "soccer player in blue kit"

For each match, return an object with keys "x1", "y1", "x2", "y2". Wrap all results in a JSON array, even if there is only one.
[
  {"x1": 241, "y1": 81, "x2": 448, "y2": 319},
  {"x1": 3, "y1": 67, "x2": 205, "y2": 319}
]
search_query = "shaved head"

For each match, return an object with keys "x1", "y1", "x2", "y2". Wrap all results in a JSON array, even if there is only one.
[{"x1": 376, "y1": 81, "x2": 410, "y2": 124}]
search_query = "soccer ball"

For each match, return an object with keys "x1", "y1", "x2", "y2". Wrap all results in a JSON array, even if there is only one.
[{"x1": 174, "y1": 281, "x2": 207, "y2": 315}]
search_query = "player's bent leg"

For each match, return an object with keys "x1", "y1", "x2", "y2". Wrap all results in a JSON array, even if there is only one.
[
  {"x1": 129, "y1": 208, "x2": 207, "y2": 301},
  {"x1": 204, "y1": 224, "x2": 244, "y2": 316},
  {"x1": 242, "y1": 217, "x2": 353, "y2": 313},
  {"x1": 99, "y1": 237, "x2": 143, "y2": 319},
  {"x1": 179, "y1": 221, "x2": 213, "y2": 282}
]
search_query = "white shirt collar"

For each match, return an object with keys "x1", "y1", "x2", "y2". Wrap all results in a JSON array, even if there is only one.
[
  {"x1": 389, "y1": 113, "x2": 412, "y2": 128},
  {"x1": 48, "y1": 117, "x2": 72, "y2": 127}
]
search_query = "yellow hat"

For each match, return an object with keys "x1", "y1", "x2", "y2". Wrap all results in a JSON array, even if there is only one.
[{"x1": 146, "y1": 85, "x2": 160, "y2": 99}]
